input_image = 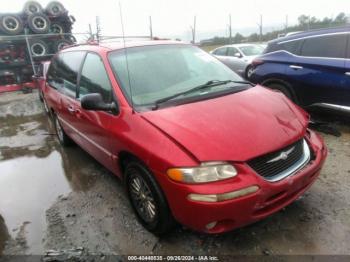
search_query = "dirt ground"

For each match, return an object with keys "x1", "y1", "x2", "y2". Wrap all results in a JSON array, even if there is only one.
[{"x1": 0, "y1": 90, "x2": 350, "y2": 258}]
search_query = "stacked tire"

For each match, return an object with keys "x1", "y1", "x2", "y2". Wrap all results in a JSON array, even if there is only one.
[{"x1": 0, "y1": 1, "x2": 76, "y2": 86}]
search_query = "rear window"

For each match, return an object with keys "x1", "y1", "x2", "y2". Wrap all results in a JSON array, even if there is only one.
[{"x1": 300, "y1": 34, "x2": 347, "y2": 58}]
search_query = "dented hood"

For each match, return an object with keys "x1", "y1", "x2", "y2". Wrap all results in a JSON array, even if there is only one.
[{"x1": 141, "y1": 86, "x2": 308, "y2": 162}]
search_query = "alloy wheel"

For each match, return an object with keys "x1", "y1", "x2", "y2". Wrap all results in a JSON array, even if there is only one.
[{"x1": 129, "y1": 173, "x2": 158, "y2": 224}]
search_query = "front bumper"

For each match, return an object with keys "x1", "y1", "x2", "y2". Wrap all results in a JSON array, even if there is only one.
[{"x1": 156, "y1": 130, "x2": 327, "y2": 233}]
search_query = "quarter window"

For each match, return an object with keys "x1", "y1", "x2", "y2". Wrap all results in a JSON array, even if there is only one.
[
  {"x1": 300, "y1": 34, "x2": 347, "y2": 58},
  {"x1": 79, "y1": 53, "x2": 112, "y2": 102}
]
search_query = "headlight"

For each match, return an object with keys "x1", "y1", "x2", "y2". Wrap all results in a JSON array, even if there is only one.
[{"x1": 167, "y1": 162, "x2": 237, "y2": 183}]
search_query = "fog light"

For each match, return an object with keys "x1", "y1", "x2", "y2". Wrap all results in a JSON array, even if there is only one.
[
  {"x1": 206, "y1": 221, "x2": 217, "y2": 230},
  {"x1": 188, "y1": 185, "x2": 259, "y2": 203}
]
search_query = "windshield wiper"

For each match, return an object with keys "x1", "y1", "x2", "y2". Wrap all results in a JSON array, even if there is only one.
[{"x1": 152, "y1": 80, "x2": 252, "y2": 110}]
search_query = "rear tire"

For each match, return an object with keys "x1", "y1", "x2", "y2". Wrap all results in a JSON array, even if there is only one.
[
  {"x1": 42, "y1": 96, "x2": 50, "y2": 114},
  {"x1": 245, "y1": 65, "x2": 254, "y2": 80},
  {"x1": 38, "y1": 89, "x2": 44, "y2": 102},
  {"x1": 125, "y1": 161, "x2": 175, "y2": 235},
  {"x1": 54, "y1": 114, "x2": 73, "y2": 146}
]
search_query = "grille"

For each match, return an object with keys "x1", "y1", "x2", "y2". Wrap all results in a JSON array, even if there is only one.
[{"x1": 248, "y1": 139, "x2": 306, "y2": 181}]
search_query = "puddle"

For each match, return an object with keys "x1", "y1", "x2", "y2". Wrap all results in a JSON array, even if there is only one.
[
  {"x1": 0, "y1": 152, "x2": 71, "y2": 254},
  {"x1": 0, "y1": 92, "x2": 101, "y2": 254}
]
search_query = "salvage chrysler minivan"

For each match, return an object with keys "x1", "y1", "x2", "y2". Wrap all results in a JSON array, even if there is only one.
[{"x1": 42, "y1": 41, "x2": 327, "y2": 234}]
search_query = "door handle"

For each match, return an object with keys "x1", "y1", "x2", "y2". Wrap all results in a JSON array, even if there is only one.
[
  {"x1": 290, "y1": 65, "x2": 303, "y2": 70},
  {"x1": 67, "y1": 106, "x2": 75, "y2": 114},
  {"x1": 345, "y1": 72, "x2": 350, "y2": 76}
]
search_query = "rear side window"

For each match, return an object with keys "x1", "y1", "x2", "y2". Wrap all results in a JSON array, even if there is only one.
[
  {"x1": 227, "y1": 47, "x2": 239, "y2": 56},
  {"x1": 300, "y1": 34, "x2": 347, "y2": 58},
  {"x1": 47, "y1": 51, "x2": 86, "y2": 98},
  {"x1": 214, "y1": 47, "x2": 227, "y2": 56},
  {"x1": 79, "y1": 53, "x2": 112, "y2": 102}
]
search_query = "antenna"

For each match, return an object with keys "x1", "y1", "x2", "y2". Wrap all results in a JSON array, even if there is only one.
[{"x1": 118, "y1": 1, "x2": 134, "y2": 112}]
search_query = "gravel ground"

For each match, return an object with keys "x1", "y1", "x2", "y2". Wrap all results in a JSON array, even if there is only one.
[{"x1": 0, "y1": 90, "x2": 349, "y2": 258}]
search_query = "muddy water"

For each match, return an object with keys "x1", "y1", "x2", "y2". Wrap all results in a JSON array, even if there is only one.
[
  {"x1": 0, "y1": 91, "x2": 98, "y2": 255},
  {"x1": 0, "y1": 153, "x2": 70, "y2": 254}
]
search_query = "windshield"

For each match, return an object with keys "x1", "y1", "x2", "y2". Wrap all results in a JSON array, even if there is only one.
[
  {"x1": 108, "y1": 44, "x2": 246, "y2": 107},
  {"x1": 239, "y1": 45, "x2": 264, "y2": 56}
]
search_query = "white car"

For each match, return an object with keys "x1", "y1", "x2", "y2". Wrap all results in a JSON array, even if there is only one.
[{"x1": 210, "y1": 44, "x2": 265, "y2": 79}]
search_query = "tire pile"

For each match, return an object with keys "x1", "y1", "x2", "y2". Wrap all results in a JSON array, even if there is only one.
[{"x1": 0, "y1": 1, "x2": 76, "y2": 87}]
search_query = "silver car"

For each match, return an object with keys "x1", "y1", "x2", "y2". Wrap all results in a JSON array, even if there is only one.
[{"x1": 210, "y1": 44, "x2": 265, "y2": 79}]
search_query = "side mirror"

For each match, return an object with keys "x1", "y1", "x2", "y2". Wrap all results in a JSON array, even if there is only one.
[
  {"x1": 234, "y1": 52, "x2": 242, "y2": 58},
  {"x1": 81, "y1": 93, "x2": 119, "y2": 114}
]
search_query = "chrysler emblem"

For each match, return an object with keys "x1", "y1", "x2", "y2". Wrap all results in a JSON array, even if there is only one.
[{"x1": 267, "y1": 146, "x2": 295, "y2": 163}]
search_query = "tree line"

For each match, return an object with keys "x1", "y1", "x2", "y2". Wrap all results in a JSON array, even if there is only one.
[{"x1": 200, "y1": 13, "x2": 349, "y2": 46}]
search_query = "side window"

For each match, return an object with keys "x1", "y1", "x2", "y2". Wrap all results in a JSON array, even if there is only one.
[
  {"x1": 300, "y1": 34, "x2": 347, "y2": 58},
  {"x1": 227, "y1": 47, "x2": 239, "y2": 56},
  {"x1": 60, "y1": 52, "x2": 86, "y2": 98},
  {"x1": 79, "y1": 53, "x2": 112, "y2": 102},
  {"x1": 214, "y1": 47, "x2": 227, "y2": 56},
  {"x1": 47, "y1": 56, "x2": 62, "y2": 89},
  {"x1": 47, "y1": 52, "x2": 85, "y2": 95}
]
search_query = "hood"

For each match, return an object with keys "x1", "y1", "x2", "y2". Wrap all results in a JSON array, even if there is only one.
[{"x1": 141, "y1": 86, "x2": 308, "y2": 162}]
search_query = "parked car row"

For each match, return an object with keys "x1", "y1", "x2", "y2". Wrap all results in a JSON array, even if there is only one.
[
  {"x1": 249, "y1": 26, "x2": 350, "y2": 114},
  {"x1": 39, "y1": 40, "x2": 327, "y2": 235},
  {"x1": 210, "y1": 43, "x2": 265, "y2": 79}
]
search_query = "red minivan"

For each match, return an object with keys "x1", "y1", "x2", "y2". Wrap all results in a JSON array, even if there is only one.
[{"x1": 43, "y1": 41, "x2": 327, "y2": 234}]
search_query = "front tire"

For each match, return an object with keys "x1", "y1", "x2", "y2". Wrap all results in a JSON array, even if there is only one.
[
  {"x1": 125, "y1": 161, "x2": 175, "y2": 235},
  {"x1": 54, "y1": 114, "x2": 72, "y2": 146}
]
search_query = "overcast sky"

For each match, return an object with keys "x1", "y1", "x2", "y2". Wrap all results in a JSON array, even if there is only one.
[{"x1": 2, "y1": 0, "x2": 349, "y2": 41}]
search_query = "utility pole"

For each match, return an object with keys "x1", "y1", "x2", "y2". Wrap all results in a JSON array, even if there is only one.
[
  {"x1": 88, "y1": 23, "x2": 93, "y2": 41},
  {"x1": 228, "y1": 14, "x2": 232, "y2": 44},
  {"x1": 149, "y1": 16, "x2": 153, "y2": 39},
  {"x1": 257, "y1": 14, "x2": 263, "y2": 42},
  {"x1": 190, "y1": 16, "x2": 196, "y2": 44},
  {"x1": 96, "y1": 16, "x2": 101, "y2": 43},
  {"x1": 285, "y1": 15, "x2": 288, "y2": 33}
]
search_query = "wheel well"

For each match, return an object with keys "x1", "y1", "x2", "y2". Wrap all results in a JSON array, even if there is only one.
[
  {"x1": 261, "y1": 78, "x2": 299, "y2": 103},
  {"x1": 118, "y1": 151, "x2": 140, "y2": 177}
]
